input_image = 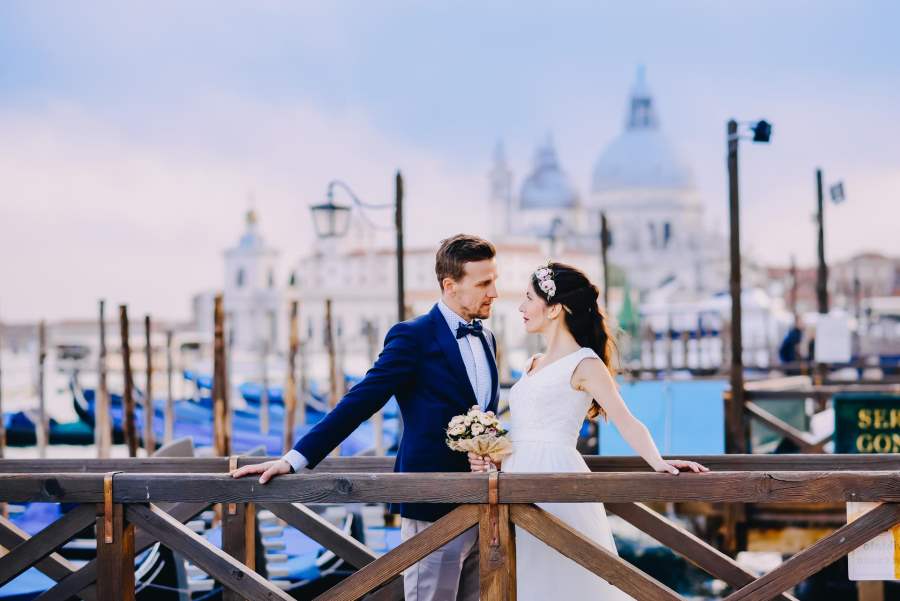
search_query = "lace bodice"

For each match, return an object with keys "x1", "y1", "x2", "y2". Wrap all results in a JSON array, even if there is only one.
[{"x1": 507, "y1": 347, "x2": 600, "y2": 447}]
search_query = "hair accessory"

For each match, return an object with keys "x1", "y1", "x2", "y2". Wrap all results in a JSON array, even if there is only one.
[{"x1": 534, "y1": 261, "x2": 556, "y2": 299}]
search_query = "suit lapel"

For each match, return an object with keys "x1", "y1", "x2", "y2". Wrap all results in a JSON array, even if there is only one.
[
  {"x1": 428, "y1": 304, "x2": 479, "y2": 409},
  {"x1": 484, "y1": 330, "x2": 500, "y2": 413}
]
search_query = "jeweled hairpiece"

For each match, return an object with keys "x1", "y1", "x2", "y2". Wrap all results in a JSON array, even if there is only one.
[{"x1": 533, "y1": 261, "x2": 556, "y2": 299}]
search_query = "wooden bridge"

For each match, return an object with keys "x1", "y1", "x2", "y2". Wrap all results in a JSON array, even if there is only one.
[{"x1": 2, "y1": 455, "x2": 900, "y2": 600}]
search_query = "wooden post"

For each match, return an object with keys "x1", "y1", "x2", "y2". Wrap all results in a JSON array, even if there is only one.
[
  {"x1": 143, "y1": 315, "x2": 154, "y2": 454},
  {"x1": 395, "y1": 171, "x2": 406, "y2": 323},
  {"x1": 600, "y1": 211, "x2": 610, "y2": 310},
  {"x1": 0, "y1": 321, "x2": 5, "y2": 460},
  {"x1": 259, "y1": 338, "x2": 269, "y2": 436},
  {"x1": 96, "y1": 503, "x2": 135, "y2": 601},
  {"x1": 726, "y1": 119, "x2": 747, "y2": 455},
  {"x1": 480, "y1": 473, "x2": 515, "y2": 600},
  {"x1": 364, "y1": 319, "x2": 384, "y2": 456},
  {"x1": 221, "y1": 501, "x2": 257, "y2": 601},
  {"x1": 283, "y1": 300, "x2": 299, "y2": 455},
  {"x1": 119, "y1": 306, "x2": 138, "y2": 458},
  {"x1": 164, "y1": 330, "x2": 174, "y2": 445},
  {"x1": 96, "y1": 301, "x2": 111, "y2": 458},
  {"x1": 325, "y1": 299, "x2": 340, "y2": 457},
  {"x1": 37, "y1": 320, "x2": 48, "y2": 458},
  {"x1": 325, "y1": 299, "x2": 338, "y2": 410},
  {"x1": 213, "y1": 294, "x2": 230, "y2": 457},
  {"x1": 298, "y1": 311, "x2": 308, "y2": 428}
]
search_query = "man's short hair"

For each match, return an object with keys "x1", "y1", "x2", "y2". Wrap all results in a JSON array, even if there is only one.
[{"x1": 435, "y1": 234, "x2": 496, "y2": 290}]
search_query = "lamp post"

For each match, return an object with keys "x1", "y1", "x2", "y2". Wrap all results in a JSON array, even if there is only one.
[
  {"x1": 814, "y1": 170, "x2": 845, "y2": 316},
  {"x1": 726, "y1": 118, "x2": 772, "y2": 456},
  {"x1": 310, "y1": 172, "x2": 406, "y2": 323}
]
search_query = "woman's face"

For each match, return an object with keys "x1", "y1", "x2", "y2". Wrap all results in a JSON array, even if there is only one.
[{"x1": 519, "y1": 282, "x2": 550, "y2": 334}]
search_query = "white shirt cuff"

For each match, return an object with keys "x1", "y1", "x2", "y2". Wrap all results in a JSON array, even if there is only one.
[{"x1": 282, "y1": 450, "x2": 308, "y2": 473}]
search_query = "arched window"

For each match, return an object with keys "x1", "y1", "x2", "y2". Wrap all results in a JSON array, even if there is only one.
[
  {"x1": 236, "y1": 268, "x2": 245, "y2": 288},
  {"x1": 663, "y1": 222, "x2": 672, "y2": 247},
  {"x1": 268, "y1": 270, "x2": 274, "y2": 289}
]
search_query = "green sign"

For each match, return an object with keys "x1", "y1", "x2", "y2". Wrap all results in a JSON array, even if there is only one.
[{"x1": 834, "y1": 393, "x2": 900, "y2": 454}]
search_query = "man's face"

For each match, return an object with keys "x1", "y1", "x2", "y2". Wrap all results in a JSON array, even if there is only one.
[{"x1": 445, "y1": 258, "x2": 499, "y2": 320}]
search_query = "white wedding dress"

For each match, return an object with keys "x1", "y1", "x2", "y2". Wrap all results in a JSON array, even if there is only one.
[{"x1": 502, "y1": 347, "x2": 634, "y2": 601}]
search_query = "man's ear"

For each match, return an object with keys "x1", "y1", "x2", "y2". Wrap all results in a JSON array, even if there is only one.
[{"x1": 442, "y1": 277, "x2": 456, "y2": 295}]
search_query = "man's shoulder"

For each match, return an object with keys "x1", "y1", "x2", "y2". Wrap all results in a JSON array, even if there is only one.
[{"x1": 386, "y1": 308, "x2": 438, "y2": 339}]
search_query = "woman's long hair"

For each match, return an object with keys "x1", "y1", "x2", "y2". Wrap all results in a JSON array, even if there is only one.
[{"x1": 531, "y1": 262, "x2": 616, "y2": 420}]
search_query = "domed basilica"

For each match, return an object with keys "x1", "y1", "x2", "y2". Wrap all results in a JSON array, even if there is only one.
[{"x1": 488, "y1": 67, "x2": 726, "y2": 298}]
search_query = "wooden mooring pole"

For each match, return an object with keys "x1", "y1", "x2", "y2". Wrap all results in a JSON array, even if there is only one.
[
  {"x1": 143, "y1": 315, "x2": 154, "y2": 453},
  {"x1": 164, "y1": 330, "x2": 174, "y2": 445},
  {"x1": 96, "y1": 300, "x2": 111, "y2": 458},
  {"x1": 119, "y1": 306, "x2": 138, "y2": 457},
  {"x1": 283, "y1": 300, "x2": 299, "y2": 455},
  {"x1": 36, "y1": 321, "x2": 48, "y2": 458},
  {"x1": 213, "y1": 294, "x2": 230, "y2": 457}
]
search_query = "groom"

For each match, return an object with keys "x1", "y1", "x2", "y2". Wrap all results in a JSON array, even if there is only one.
[{"x1": 232, "y1": 233, "x2": 500, "y2": 601}]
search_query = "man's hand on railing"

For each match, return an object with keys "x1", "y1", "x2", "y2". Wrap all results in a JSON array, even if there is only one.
[{"x1": 230, "y1": 459, "x2": 293, "y2": 484}]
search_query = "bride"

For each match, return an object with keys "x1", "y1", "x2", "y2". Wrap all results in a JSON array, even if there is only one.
[{"x1": 468, "y1": 261, "x2": 708, "y2": 600}]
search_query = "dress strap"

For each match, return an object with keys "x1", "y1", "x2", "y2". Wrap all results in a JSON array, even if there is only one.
[{"x1": 564, "y1": 348, "x2": 602, "y2": 384}]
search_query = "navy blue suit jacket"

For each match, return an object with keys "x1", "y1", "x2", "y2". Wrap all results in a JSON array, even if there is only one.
[{"x1": 294, "y1": 303, "x2": 499, "y2": 521}]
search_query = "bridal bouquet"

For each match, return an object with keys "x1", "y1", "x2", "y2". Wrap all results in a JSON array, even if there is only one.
[{"x1": 445, "y1": 406, "x2": 512, "y2": 466}]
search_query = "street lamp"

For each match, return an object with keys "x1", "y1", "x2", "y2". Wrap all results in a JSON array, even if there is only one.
[
  {"x1": 309, "y1": 172, "x2": 406, "y2": 323},
  {"x1": 726, "y1": 118, "x2": 772, "y2": 456},
  {"x1": 814, "y1": 169, "x2": 845, "y2": 315}
]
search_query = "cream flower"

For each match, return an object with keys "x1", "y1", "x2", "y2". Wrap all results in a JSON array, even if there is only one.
[{"x1": 470, "y1": 423, "x2": 485, "y2": 435}]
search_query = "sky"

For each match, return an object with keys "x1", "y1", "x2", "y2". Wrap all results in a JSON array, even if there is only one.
[{"x1": 1, "y1": 1, "x2": 898, "y2": 322}]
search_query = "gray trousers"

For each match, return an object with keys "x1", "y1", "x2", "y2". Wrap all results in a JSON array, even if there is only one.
[{"x1": 400, "y1": 518, "x2": 479, "y2": 601}]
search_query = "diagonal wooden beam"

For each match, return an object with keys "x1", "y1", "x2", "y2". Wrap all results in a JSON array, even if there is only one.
[
  {"x1": 260, "y1": 502, "x2": 377, "y2": 569},
  {"x1": 511, "y1": 503, "x2": 684, "y2": 601},
  {"x1": 259, "y1": 502, "x2": 405, "y2": 600},
  {"x1": 34, "y1": 501, "x2": 208, "y2": 601},
  {"x1": 126, "y1": 503, "x2": 293, "y2": 601},
  {"x1": 606, "y1": 502, "x2": 798, "y2": 601},
  {"x1": 0, "y1": 513, "x2": 97, "y2": 601},
  {"x1": 744, "y1": 401, "x2": 821, "y2": 452},
  {"x1": 0, "y1": 503, "x2": 97, "y2": 588},
  {"x1": 724, "y1": 502, "x2": 900, "y2": 601},
  {"x1": 312, "y1": 504, "x2": 480, "y2": 601}
]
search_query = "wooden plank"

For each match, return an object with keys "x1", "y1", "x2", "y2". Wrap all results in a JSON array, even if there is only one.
[
  {"x1": 606, "y1": 502, "x2": 797, "y2": 601},
  {"x1": 96, "y1": 504, "x2": 134, "y2": 601},
  {"x1": 34, "y1": 501, "x2": 208, "y2": 601},
  {"x1": 113, "y1": 472, "x2": 490, "y2": 504},
  {"x1": 0, "y1": 474, "x2": 105, "y2": 503},
  {"x1": 725, "y1": 502, "x2": 900, "y2": 601},
  {"x1": 312, "y1": 504, "x2": 480, "y2": 601},
  {"x1": 9, "y1": 453, "x2": 900, "y2": 474},
  {"x1": 0, "y1": 514, "x2": 97, "y2": 601},
  {"x1": 498, "y1": 471, "x2": 900, "y2": 504},
  {"x1": 744, "y1": 401, "x2": 822, "y2": 452},
  {"x1": 0, "y1": 503, "x2": 96, "y2": 587},
  {"x1": 511, "y1": 503, "x2": 683, "y2": 601},
  {"x1": 479, "y1": 504, "x2": 515, "y2": 601},
  {"x1": 126, "y1": 503, "x2": 293, "y2": 601}
]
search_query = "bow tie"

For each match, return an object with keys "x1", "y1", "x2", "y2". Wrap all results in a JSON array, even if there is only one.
[{"x1": 456, "y1": 320, "x2": 484, "y2": 339}]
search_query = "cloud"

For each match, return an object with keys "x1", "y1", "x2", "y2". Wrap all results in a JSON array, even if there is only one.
[{"x1": 0, "y1": 97, "x2": 484, "y2": 322}]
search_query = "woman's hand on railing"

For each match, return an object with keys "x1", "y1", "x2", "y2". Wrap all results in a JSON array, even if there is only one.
[
  {"x1": 230, "y1": 459, "x2": 293, "y2": 484},
  {"x1": 653, "y1": 459, "x2": 709, "y2": 475},
  {"x1": 467, "y1": 452, "x2": 499, "y2": 473}
]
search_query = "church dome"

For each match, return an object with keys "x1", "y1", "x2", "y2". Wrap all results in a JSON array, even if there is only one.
[
  {"x1": 520, "y1": 137, "x2": 578, "y2": 209},
  {"x1": 591, "y1": 68, "x2": 694, "y2": 193}
]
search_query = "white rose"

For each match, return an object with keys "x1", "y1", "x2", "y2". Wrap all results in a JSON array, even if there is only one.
[
  {"x1": 450, "y1": 415, "x2": 465, "y2": 426},
  {"x1": 478, "y1": 415, "x2": 493, "y2": 426},
  {"x1": 464, "y1": 416, "x2": 473, "y2": 426},
  {"x1": 448, "y1": 425, "x2": 465, "y2": 436},
  {"x1": 471, "y1": 423, "x2": 484, "y2": 435}
]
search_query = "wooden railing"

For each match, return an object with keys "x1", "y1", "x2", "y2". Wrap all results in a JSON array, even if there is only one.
[{"x1": 2, "y1": 455, "x2": 900, "y2": 600}]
